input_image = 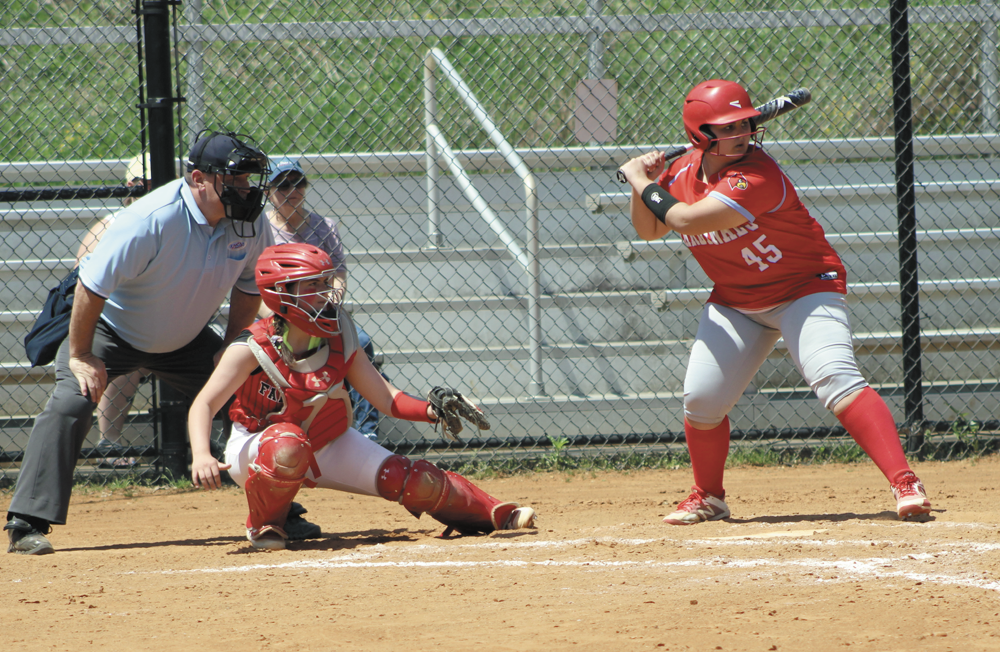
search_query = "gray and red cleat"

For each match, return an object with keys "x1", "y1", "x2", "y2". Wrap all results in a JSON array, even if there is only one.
[
  {"x1": 663, "y1": 487, "x2": 731, "y2": 525},
  {"x1": 891, "y1": 472, "x2": 932, "y2": 521}
]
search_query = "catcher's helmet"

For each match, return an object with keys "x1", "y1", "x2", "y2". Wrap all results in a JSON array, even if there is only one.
[
  {"x1": 683, "y1": 80, "x2": 762, "y2": 151},
  {"x1": 255, "y1": 243, "x2": 344, "y2": 337},
  {"x1": 186, "y1": 130, "x2": 271, "y2": 234}
]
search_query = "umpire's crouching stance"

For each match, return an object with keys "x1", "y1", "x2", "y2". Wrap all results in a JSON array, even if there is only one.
[{"x1": 5, "y1": 131, "x2": 275, "y2": 554}]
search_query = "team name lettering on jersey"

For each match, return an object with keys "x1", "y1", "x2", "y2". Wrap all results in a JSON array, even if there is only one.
[
  {"x1": 258, "y1": 381, "x2": 280, "y2": 403},
  {"x1": 681, "y1": 221, "x2": 759, "y2": 247}
]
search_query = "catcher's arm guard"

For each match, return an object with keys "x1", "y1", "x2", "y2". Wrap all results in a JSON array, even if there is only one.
[{"x1": 427, "y1": 386, "x2": 490, "y2": 442}]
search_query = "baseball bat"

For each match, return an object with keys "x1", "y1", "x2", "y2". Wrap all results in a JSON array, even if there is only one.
[{"x1": 615, "y1": 87, "x2": 813, "y2": 184}]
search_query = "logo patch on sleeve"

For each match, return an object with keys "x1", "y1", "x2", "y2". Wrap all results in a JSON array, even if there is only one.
[{"x1": 727, "y1": 172, "x2": 749, "y2": 191}]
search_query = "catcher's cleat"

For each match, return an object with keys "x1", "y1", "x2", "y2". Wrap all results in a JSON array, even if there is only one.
[
  {"x1": 891, "y1": 472, "x2": 932, "y2": 521},
  {"x1": 247, "y1": 524, "x2": 288, "y2": 550},
  {"x1": 502, "y1": 506, "x2": 536, "y2": 530},
  {"x1": 5, "y1": 517, "x2": 55, "y2": 555},
  {"x1": 663, "y1": 488, "x2": 730, "y2": 525},
  {"x1": 284, "y1": 502, "x2": 322, "y2": 540}
]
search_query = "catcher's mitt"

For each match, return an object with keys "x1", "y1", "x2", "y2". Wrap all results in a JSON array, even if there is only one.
[{"x1": 427, "y1": 386, "x2": 490, "y2": 442}]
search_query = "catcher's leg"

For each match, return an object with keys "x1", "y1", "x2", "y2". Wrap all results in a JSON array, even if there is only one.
[
  {"x1": 244, "y1": 424, "x2": 314, "y2": 549},
  {"x1": 376, "y1": 455, "x2": 535, "y2": 535}
]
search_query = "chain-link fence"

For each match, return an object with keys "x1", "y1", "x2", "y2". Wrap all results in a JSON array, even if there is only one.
[{"x1": 2, "y1": 1, "x2": 998, "y2": 485}]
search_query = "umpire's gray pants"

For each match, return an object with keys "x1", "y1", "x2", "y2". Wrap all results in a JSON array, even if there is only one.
[{"x1": 8, "y1": 319, "x2": 222, "y2": 525}]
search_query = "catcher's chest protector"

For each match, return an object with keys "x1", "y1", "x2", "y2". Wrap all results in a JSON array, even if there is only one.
[{"x1": 231, "y1": 315, "x2": 359, "y2": 451}]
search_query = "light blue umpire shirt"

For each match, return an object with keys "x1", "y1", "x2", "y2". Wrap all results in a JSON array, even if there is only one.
[{"x1": 79, "y1": 178, "x2": 274, "y2": 353}]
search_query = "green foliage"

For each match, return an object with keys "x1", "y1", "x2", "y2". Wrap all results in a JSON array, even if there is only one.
[
  {"x1": 948, "y1": 413, "x2": 984, "y2": 458},
  {"x1": 3, "y1": 2, "x2": 987, "y2": 164},
  {"x1": 539, "y1": 434, "x2": 571, "y2": 470},
  {"x1": 438, "y1": 440, "x2": 891, "y2": 480}
]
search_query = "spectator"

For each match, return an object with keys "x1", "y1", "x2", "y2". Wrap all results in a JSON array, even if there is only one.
[
  {"x1": 5, "y1": 131, "x2": 275, "y2": 555},
  {"x1": 76, "y1": 153, "x2": 154, "y2": 469},
  {"x1": 263, "y1": 157, "x2": 384, "y2": 441}
]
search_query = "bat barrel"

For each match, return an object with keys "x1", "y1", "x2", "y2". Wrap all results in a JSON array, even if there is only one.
[{"x1": 755, "y1": 88, "x2": 811, "y2": 123}]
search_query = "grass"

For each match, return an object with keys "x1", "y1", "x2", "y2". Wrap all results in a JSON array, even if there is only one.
[
  {"x1": 946, "y1": 413, "x2": 984, "y2": 458},
  {"x1": 0, "y1": 443, "x2": 989, "y2": 495},
  {"x1": 440, "y1": 440, "x2": 896, "y2": 480},
  {"x1": 1, "y1": 1, "x2": 987, "y2": 165},
  {"x1": 68, "y1": 469, "x2": 194, "y2": 495}
]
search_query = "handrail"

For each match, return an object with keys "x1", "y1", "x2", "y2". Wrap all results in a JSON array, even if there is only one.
[
  {"x1": 426, "y1": 126, "x2": 532, "y2": 272},
  {"x1": 423, "y1": 47, "x2": 545, "y2": 396},
  {"x1": 6, "y1": 135, "x2": 1000, "y2": 185},
  {"x1": 7, "y1": 227, "x2": 997, "y2": 275},
  {"x1": 3, "y1": 5, "x2": 998, "y2": 47}
]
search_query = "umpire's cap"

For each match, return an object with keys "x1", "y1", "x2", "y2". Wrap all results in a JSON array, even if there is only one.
[{"x1": 186, "y1": 130, "x2": 269, "y2": 177}]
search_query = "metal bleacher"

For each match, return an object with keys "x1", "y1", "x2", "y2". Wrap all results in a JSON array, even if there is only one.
[{"x1": 2, "y1": 140, "x2": 999, "y2": 448}]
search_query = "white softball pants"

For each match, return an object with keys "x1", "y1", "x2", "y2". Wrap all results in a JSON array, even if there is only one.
[
  {"x1": 225, "y1": 423, "x2": 393, "y2": 496},
  {"x1": 683, "y1": 292, "x2": 869, "y2": 423}
]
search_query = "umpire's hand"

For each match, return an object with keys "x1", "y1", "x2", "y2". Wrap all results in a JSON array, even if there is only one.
[{"x1": 70, "y1": 352, "x2": 107, "y2": 404}]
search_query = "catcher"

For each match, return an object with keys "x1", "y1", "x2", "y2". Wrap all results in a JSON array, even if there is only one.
[{"x1": 187, "y1": 242, "x2": 536, "y2": 550}]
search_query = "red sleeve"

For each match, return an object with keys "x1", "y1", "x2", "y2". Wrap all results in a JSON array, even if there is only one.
[{"x1": 390, "y1": 393, "x2": 434, "y2": 423}]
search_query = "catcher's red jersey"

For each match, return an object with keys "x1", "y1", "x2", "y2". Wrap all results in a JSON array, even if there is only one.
[
  {"x1": 229, "y1": 316, "x2": 359, "y2": 451},
  {"x1": 657, "y1": 147, "x2": 847, "y2": 310}
]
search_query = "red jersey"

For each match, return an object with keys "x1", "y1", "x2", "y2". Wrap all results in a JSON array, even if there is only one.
[
  {"x1": 657, "y1": 147, "x2": 847, "y2": 310},
  {"x1": 229, "y1": 314, "x2": 360, "y2": 451}
]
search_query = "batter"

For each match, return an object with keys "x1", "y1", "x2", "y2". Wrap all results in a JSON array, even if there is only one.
[{"x1": 617, "y1": 79, "x2": 932, "y2": 524}]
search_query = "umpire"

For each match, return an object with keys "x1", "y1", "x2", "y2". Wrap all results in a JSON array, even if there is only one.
[{"x1": 5, "y1": 131, "x2": 275, "y2": 554}]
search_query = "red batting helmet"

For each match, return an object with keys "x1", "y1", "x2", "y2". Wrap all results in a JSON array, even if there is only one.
[
  {"x1": 255, "y1": 243, "x2": 344, "y2": 337},
  {"x1": 683, "y1": 80, "x2": 762, "y2": 151}
]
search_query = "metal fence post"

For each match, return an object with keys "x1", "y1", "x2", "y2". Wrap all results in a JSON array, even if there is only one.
[
  {"x1": 424, "y1": 55, "x2": 444, "y2": 249},
  {"x1": 143, "y1": 0, "x2": 187, "y2": 480},
  {"x1": 184, "y1": 0, "x2": 205, "y2": 147},
  {"x1": 889, "y1": 0, "x2": 926, "y2": 456},
  {"x1": 586, "y1": 0, "x2": 607, "y2": 80}
]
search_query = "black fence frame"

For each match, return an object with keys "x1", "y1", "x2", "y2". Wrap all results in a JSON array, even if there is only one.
[{"x1": 2, "y1": 0, "x2": 990, "y2": 482}]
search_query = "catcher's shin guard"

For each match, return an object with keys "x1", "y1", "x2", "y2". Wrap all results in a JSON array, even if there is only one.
[
  {"x1": 376, "y1": 455, "x2": 533, "y2": 535},
  {"x1": 244, "y1": 424, "x2": 316, "y2": 537}
]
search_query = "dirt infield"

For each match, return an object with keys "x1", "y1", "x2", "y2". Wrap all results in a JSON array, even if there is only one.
[{"x1": 3, "y1": 456, "x2": 999, "y2": 652}]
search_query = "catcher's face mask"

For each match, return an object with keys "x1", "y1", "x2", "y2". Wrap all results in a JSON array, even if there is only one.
[{"x1": 274, "y1": 271, "x2": 345, "y2": 337}]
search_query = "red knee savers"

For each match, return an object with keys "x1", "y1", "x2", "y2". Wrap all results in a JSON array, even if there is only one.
[
  {"x1": 376, "y1": 455, "x2": 447, "y2": 514},
  {"x1": 376, "y1": 454, "x2": 412, "y2": 502},
  {"x1": 255, "y1": 423, "x2": 311, "y2": 481},
  {"x1": 401, "y1": 460, "x2": 448, "y2": 513},
  {"x1": 245, "y1": 424, "x2": 313, "y2": 532}
]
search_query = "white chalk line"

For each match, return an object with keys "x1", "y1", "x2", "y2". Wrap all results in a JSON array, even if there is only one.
[{"x1": 135, "y1": 530, "x2": 1000, "y2": 593}]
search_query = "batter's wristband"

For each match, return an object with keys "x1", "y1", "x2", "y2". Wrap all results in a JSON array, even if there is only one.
[
  {"x1": 641, "y1": 183, "x2": 680, "y2": 224},
  {"x1": 391, "y1": 392, "x2": 434, "y2": 423}
]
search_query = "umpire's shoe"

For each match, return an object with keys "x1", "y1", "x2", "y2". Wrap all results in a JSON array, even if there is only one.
[
  {"x1": 284, "y1": 502, "x2": 322, "y2": 540},
  {"x1": 5, "y1": 516, "x2": 55, "y2": 555}
]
